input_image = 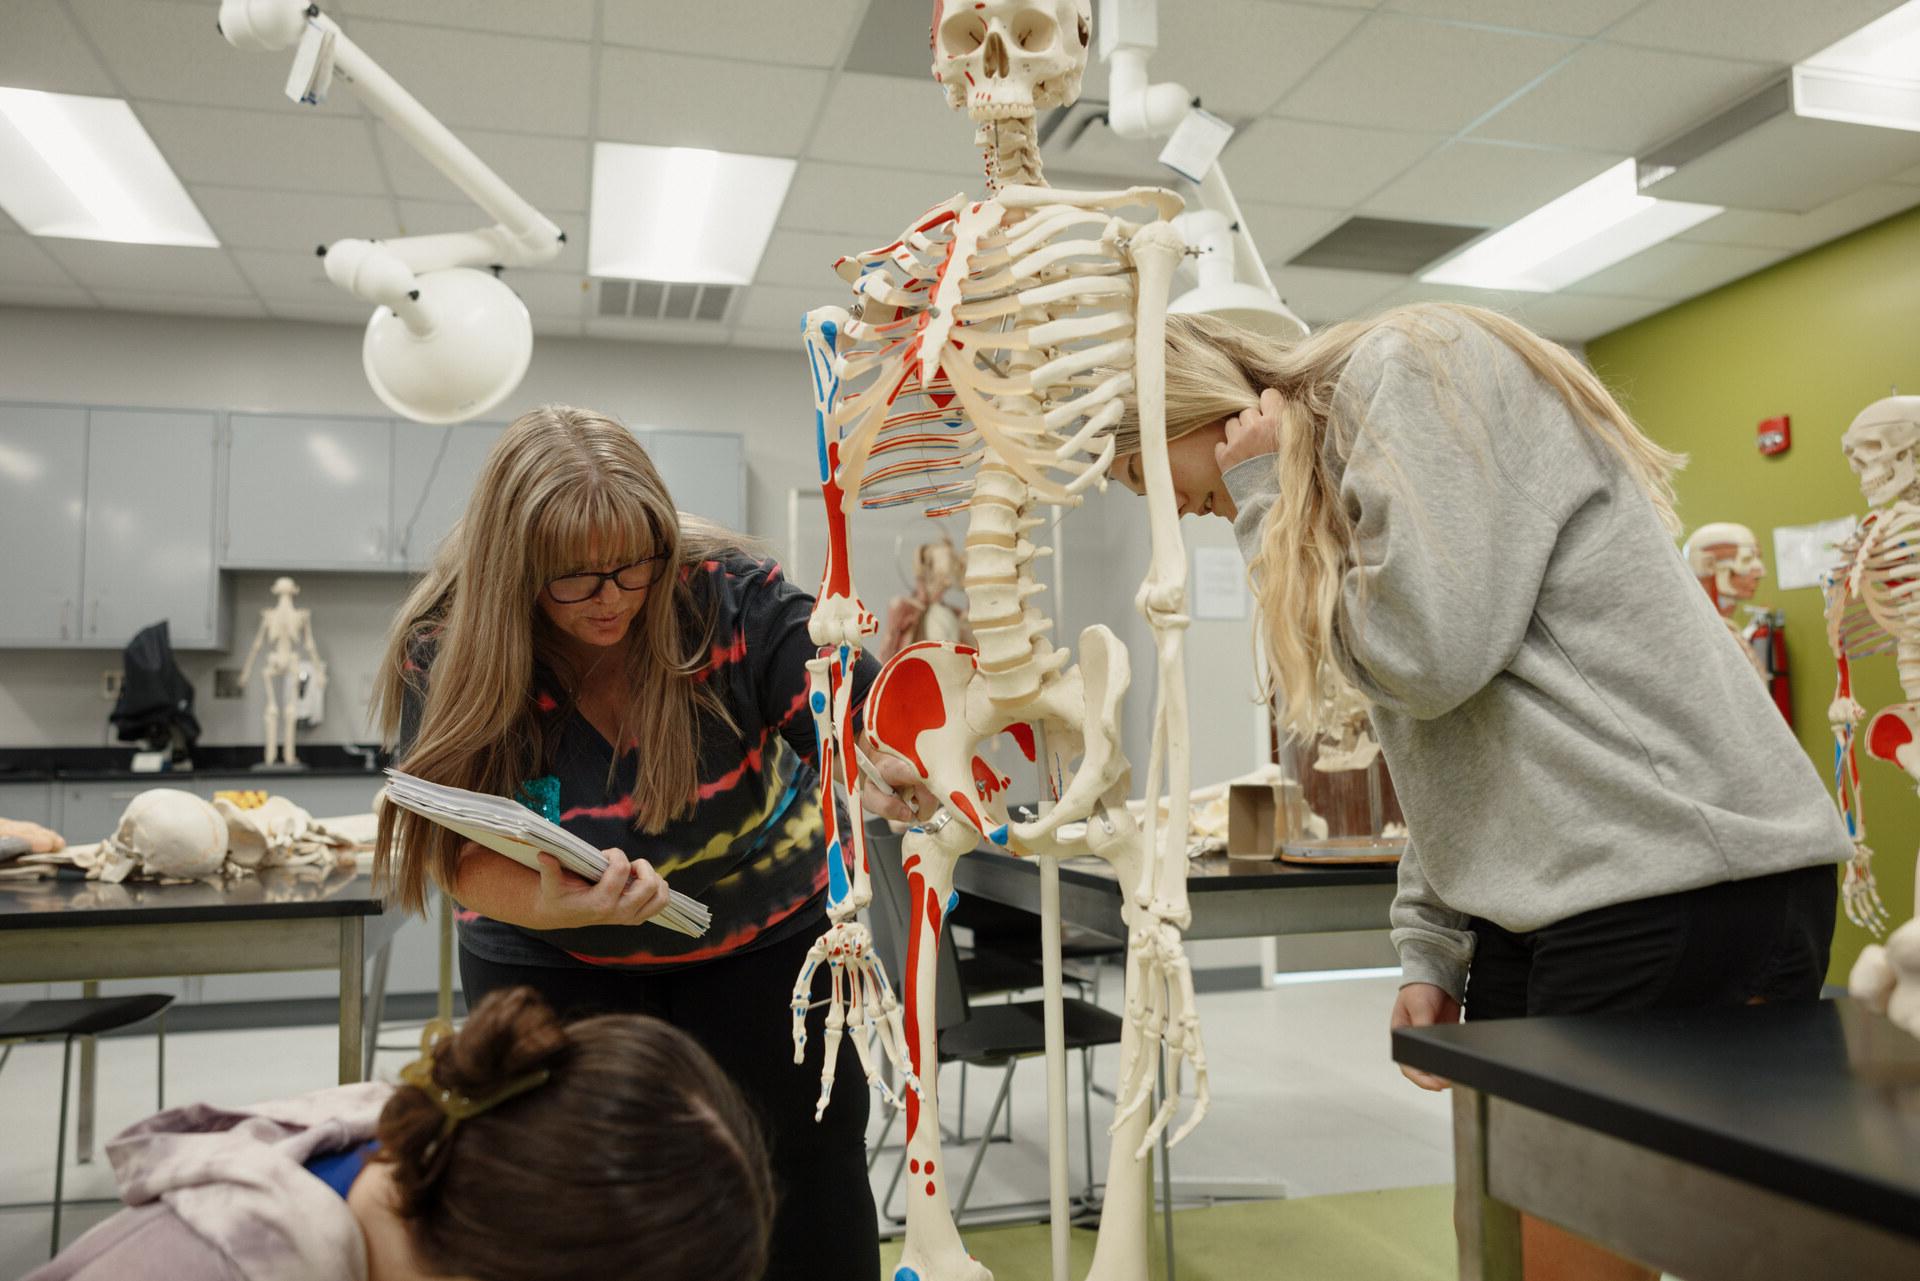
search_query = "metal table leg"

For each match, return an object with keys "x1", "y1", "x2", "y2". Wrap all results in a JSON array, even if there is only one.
[
  {"x1": 362, "y1": 937, "x2": 393, "y2": 1080},
  {"x1": 76, "y1": 979, "x2": 97, "y2": 1164},
  {"x1": 1453, "y1": 1088, "x2": 1522, "y2": 1280},
  {"x1": 338, "y1": 917, "x2": 365, "y2": 1084}
]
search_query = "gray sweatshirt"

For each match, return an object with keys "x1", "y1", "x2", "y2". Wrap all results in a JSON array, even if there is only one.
[{"x1": 1223, "y1": 316, "x2": 1848, "y2": 1000}]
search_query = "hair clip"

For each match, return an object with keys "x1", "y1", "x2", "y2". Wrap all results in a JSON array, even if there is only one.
[{"x1": 398, "y1": 1020, "x2": 550, "y2": 1163}]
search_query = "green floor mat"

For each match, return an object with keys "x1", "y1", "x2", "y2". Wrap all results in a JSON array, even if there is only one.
[{"x1": 879, "y1": 1184, "x2": 1456, "y2": 1281}]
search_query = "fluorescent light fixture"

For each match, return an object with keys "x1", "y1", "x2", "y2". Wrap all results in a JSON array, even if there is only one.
[
  {"x1": 1420, "y1": 160, "x2": 1720, "y2": 293},
  {"x1": 0, "y1": 88, "x2": 217, "y2": 247},
  {"x1": 589, "y1": 143, "x2": 796, "y2": 285},
  {"x1": 1802, "y1": 0, "x2": 1920, "y2": 84}
]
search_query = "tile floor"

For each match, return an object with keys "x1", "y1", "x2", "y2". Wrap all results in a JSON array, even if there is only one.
[{"x1": 0, "y1": 970, "x2": 1455, "y2": 1280}]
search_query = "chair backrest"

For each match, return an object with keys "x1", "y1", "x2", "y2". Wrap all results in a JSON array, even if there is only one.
[{"x1": 862, "y1": 818, "x2": 968, "y2": 1032}]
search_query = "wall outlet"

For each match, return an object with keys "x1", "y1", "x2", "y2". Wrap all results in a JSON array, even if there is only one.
[
  {"x1": 214, "y1": 667, "x2": 244, "y2": 699},
  {"x1": 100, "y1": 670, "x2": 123, "y2": 701}
]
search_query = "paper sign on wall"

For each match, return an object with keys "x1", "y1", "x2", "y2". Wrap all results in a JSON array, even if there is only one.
[
  {"x1": 1192, "y1": 546, "x2": 1248, "y2": 620},
  {"x1": 1772, "y1": 516, "x2": 1858, "y2": 590}
]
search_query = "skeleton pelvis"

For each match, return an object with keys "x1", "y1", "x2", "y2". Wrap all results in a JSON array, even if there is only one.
[{"x1": 1866, "y1": 703, "x2": 1920, "y2": 780}]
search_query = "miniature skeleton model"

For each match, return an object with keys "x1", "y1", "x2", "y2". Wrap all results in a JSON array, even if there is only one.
[
  {"x1": 1825, "y1": 395, "x2": 1920, "y2": 1036},
  {"x1": 237, "y1": 577, "x2": 327, "y2": 767},
  {"x1": 1684, "y1": 521, "x2": 1769, "y2": 676},
  {"x1": 786, "y1": 4, "x2": 1207, "y2": 1277},
  {"x1": 1312, "y1": 678, "x2": 1381, "y2": 773}
]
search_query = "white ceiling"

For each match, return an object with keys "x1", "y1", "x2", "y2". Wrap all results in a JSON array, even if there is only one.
[{"x1": 0, "y1": 0, "x2": 1916, "y2": 347}]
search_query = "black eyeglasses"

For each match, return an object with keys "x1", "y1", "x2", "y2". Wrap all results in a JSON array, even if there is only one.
[{"x1": 544, "y1": 555, "x2": 669, "y2": 604}]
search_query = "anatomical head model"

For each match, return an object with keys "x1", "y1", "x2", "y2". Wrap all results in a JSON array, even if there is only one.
[
  {"x1": 787, "y1": 3, "x2": 1207, "y2": 1277},
  {"x1": 1824, "y1": 394, "x2": 1920, "y2": 1038},
  {"x1": 1683, "y1": 522, "x2": 1766, "y2": 615}
]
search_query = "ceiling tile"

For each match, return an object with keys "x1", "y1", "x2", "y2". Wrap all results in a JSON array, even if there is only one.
[
  {"x1": 335, "y1": 0, "x2": 598, "y2": 41},
  {"x1": 261, "y1": 300, "x2": 370, "y2": 326},
  {"x1": 41, "y1": 242, "x2": 256, "y2": 297},
  {"x1": 1380, "y1": 0, "x2": 1644, "y2": 38},
  {"x1": 1678, "y1": 184, "x2": 1920, "y2": 252},
  {"x1": 1893, "y1": 163, "x2": 1920, "y2": 186},
  {"x1": 504, "y1": 270, "x2": 590, "y2": 319},
  {"x1": 395, "y1": 202, "x2": 589, "y2": 274},
  {"x1": 192, "y1": 188, "x2": 401, "y2": 253},
  {"x1": 0, "y1": 236, "x2": 79, "y2": 289},
  {"x1": 231, "y1": 248, "x2": 340, "y2": 303},
  {"x1": 582, "y1": 316, "x2": 735, "y2": 344},
  {"x1": 0, "y1": 287, "x2": 96, "y2": 311},
  {"x1": 778, "y1": 162, "x2": 975, "y2": 242},
  {"x1": 1274, "y1": 15, "x2": 1577, "y2": 134},
  {"x1": 1044, "y1": 117, "x2": 1188, "y2": 184},
  {"x1": 531, "y1": 316, "x2": 586, "y2": 338},
  {"x1": 68, "y1": 0, "x2": 335, "y2": 115},
  {"x1": 92, "y1": 290, "x2": 269, "y2": 319},
  {"x1": 1268, "y1": 266, "x2": 1406, "y2": 323},
  {"x1": 736, "y1": 284, "x2": 834, "y2": 334},
  {"x1": 598, "y1": 49, "x2": 829, "y2": 156},
  {"x1": 1374, "y1": 282, "x2": 1671, "y2": 341},
  {"x1": 0, "y1": 0, "x2": 116, "y2": 95},
  {"x1": 1470, "y1": 43, "x2": 1776, "y2": 154},
  {"x1": 1602, "y1": 0, "x2": 1905, "y2": 64},
  {"x1": 1362, "y1": 140, "x2": 1621, "y2": 226},
  {"x1": 756, "y1": 229, "x2": 869, "y2": 289},
  {"x1": 807, "y1": 73, "x2": 991, "y2": 177},
  {"x1": 732, "y1": 328, "x2": 801, "y2": 352},
  {"x1": 135, "y1": 102, "x2": 389, "y2": 195},
  {"x1": 343, "y1": 20, "x2": 592, "y2": 137},
  {"x1": 375, "y1": 126, "x2": 590, "y2": 212},
  {"x1": 1239, "y1": 203, "x2": 1349, "y2": 266},
  {"x1": 1564, "y1": 241, "x2": 1788, "y2": 300},
  {"x1": 603, "y1": 0, "x2": 866, "y2": 66},
  {"x1": 1226, "y1": 119, "x2": 1444, "y2": 206}
]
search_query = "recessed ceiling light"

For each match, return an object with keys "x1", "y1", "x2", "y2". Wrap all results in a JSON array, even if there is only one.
[
  {"x1": 589, "y1": 143, "x2": 796, "y2": 286},
  {"x1": 1419, "y1": 161, "x2": 1720, "y2": 293},
  {"x1": 0, "y1": 88, "x2": 218, "y2": 247}
]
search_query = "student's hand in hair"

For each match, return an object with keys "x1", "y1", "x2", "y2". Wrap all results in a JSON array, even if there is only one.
[
  {"x1": 534, "y1": 848, "x2": 671, "y2": 929},
  {"x1": 1215, "y1": 388, "x2": 1285, "y2": 474},
  {"x1": 1389, "y1": 982, "x2": 1461, "y2": 1091}
]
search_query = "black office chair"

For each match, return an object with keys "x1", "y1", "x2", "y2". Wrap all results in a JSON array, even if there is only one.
[
  {"x1": 864, "y1": 821, "x2": 1122, "y2": 1226},
  {"x1": 0, "y1": 994, "x2": 173, "y2": 1257}
]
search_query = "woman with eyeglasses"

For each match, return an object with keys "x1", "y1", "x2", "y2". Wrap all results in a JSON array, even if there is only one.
[{"x1": 372, "y1": 406, "x2": 922, "y2": 1281}]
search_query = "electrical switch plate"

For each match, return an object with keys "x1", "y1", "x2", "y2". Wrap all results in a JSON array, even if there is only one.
[{"x1": 100, "y1": 670, "x2": 122, "y2": 701}]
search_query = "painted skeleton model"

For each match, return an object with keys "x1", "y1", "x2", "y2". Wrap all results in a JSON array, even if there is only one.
[
  {"x1": 787, "y1": 3, "x2": 1207, "y2": 1277},
  {"x1": 1825, "y1": 394, "x2": 1920, "y2": 1036},
  {"x1": 1684, "y1": 521, "x2": 1769, "y2": 677},
  {"x1": 237, "y1": 576, "x2": 326, "y2": 767}
]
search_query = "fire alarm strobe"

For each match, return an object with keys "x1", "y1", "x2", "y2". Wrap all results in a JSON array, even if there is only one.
[{"x1": 1758, "y1": 415, "x2": 1791, "y2": 456}]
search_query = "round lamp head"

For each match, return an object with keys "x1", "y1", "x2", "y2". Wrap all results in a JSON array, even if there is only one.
[
  {"x1": 362, "y1": 267, "x2": 532, "y2": 425},
  {"x1": 1169, "y1": 281, "x2": 1309, "y2": 342}
]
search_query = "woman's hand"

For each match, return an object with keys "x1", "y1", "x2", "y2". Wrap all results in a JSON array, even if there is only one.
[
  {"x1": 1215, "y1": 387, "x2": 1285, "y2": 474},
  {"x1": 1389, "y1": 982, "x2": 1462, "y2": 1091},
  {"x1": 533, "y1": 848, "x2": 670, "y2": 930},
  {"x1": 859, "y1": 752, "x2": 936, "y2": 824}
]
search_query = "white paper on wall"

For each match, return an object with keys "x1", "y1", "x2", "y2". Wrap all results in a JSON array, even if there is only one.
[
  {"x1": 1192, "y1": 545, "x2": 1249, "y2": 620},
  {"x1": 1772, "y1": 515, "x2": 1859, "y2": 590}
]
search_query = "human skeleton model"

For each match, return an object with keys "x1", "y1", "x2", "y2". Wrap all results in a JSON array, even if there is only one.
[
  {"x1": 1684, "y1": 522, "x2": 1769, "y2": 677},
  {"x1": 237, "y1": 577, "x2": 327, "y2": 767},
  {"x1": 1825, "y1": 395, "x2": 1920, "y2": 1036},
  {"x1": 787, "y1": 4, "x2": 1207, "y2": 1278}
]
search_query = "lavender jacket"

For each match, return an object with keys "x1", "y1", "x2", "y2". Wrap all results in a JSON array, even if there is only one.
[{"x1": 26, "y1": 1082, "x2": 391, "y2": 1281}]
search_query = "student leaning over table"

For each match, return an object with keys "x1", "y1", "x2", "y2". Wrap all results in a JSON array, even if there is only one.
[
  {"x1": 371, "y1": 405, "x2": 933, "y2": 1281},
  {"x1": 1103, "y1": 304, "x2": 1850, "y2": 1281},
  {"x1": 26, "y1": 987, "x2": 772, "y2": 1281}
]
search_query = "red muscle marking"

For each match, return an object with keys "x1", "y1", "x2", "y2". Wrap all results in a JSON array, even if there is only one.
[
  {"x1": 1868, "y1": 709, "x2": 1915, "y2": 764},
  {"x1": 871, "y1": 656, "x2": 947, "y2": 776},
  {"x1": 818, "y1": 441, "x2": 855, "y2": 602},
  {"x1": 1008, "y1": 723, "x2": 1036, "y2": 761},
  {"x1": 971, "y1": 756, "x2": 1008, "y2": 802},
  {"x1": 948, "y1": 790, "x2": 983, "y2": 830},
  {"x1": 904, "y1": 868, "x2": 929, "y2": 1141}
]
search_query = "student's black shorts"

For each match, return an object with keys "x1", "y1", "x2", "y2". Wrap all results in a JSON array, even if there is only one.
[{"x1": 1463, "y1": 862, "x2": 1838, "y2": 1021}]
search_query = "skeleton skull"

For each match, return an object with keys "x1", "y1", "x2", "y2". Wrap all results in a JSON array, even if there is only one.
[
  {"x1": 108, "y1": 789, "x2": 228, "y2": 881},
  {"x1": 1841, "y1": 396, "x2": 1920, "y2": 508},
  {"x1": 932, "y1": 0, "x2": 1092, "y2": 120},
  {"x1": 1683, "y1": 521, "x2": 1765, "y2": 601}
]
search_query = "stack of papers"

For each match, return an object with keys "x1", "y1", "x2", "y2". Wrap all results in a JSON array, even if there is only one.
[{"x1": 384, "y1": 770, "x2": 710, "y2": 937}]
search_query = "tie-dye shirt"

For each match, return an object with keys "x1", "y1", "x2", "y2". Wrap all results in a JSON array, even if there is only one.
[{"x1": 404, "y1": 554, "x2": 877, "y2": 971}]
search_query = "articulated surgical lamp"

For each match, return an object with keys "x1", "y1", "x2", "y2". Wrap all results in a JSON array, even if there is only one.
[
  {"x1": 1098, "y1": 0, "x2": 1310, "y2": 342},
  {"x1": 218, "y1": 0, "x2": 564, "y2": 422}
]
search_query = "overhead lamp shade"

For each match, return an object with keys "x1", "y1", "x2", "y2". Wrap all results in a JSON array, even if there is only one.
[
  {"x1": 1170, "y1": 281, "x2": 1310, "y2": 342},
  {"x1": 362, "y1": 267, "x2": 533, "y2": 424}
]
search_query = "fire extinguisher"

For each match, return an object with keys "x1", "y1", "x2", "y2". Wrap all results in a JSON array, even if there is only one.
[{"x1": 1745, "y1": 610, "x2": 1792, "y2": 727}]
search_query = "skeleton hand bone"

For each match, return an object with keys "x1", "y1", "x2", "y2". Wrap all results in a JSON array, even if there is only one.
[
  {"x1": 1110, "y1": 914, "x2": 1211, "y2": 1155},
  {"x1": 790, "y1": 919, "x2": 919, "y2": 1120}
]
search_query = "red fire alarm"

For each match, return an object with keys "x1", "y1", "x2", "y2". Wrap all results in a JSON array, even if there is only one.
[{"x1": 1758, "y1": 415, "x2": 1791, "y2": 456}]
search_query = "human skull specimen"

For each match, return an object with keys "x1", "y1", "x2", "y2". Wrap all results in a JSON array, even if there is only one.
[
  {"x1": 1842, "y1": 396, "x2": 1920, "y2": 508},
  {"x1": 932, "y1": 0, "x2": 1092, "y2": 120},
  {"x1": 112, "y1": 789, "x2": 227, "y2": 880}
]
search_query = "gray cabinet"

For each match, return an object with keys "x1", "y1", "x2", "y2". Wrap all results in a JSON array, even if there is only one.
[
  {"x1": 0, "y1": 405, "x2": 89, "y2": 644},
  {"x1": 82, "y1": 410, "x2": 224, "y2": 650},
  {"x1": 0, "y1": 781, "x2": 56, "y2": 829},
  {"x1": 226, "y1": 414, "x2": 392, "y2": 569},
  {"x1": 644, "y1": 429, "x2": 746, "y2": 529},
  {"x1": 391, "y1": 420, "x2": 503, "y2": 571},
  {"x1": 57, "y1": 780, "x2": 198, "y2": 846}
]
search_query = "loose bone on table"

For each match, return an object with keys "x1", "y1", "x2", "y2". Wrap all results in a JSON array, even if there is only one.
[{"x1": 786, "y1": 4, "x2": 1210, "y2": 1279}]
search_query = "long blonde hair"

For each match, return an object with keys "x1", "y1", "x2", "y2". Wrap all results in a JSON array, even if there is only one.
[
  {"x1": 372, "y1": 406, "x2": 755, "y2": 913},
  {"x1": 1116, "y1": 304, "x2": 1684, "y2": 741}
]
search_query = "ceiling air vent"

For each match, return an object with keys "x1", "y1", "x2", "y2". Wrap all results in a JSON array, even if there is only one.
[
  {"x1": 1287, "y1": 217, "x2": 1485, "y2": 275},
  {"x1": 596, "y1": 279, "x2": 736, "y2": 324}
]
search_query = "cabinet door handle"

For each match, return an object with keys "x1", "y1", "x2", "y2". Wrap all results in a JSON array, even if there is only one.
[
  {"x1": 88, "y1": 600, "x2": 98, "y2": 636},
  {"x1": 60, "y1": 599, "x2": 72, "y2": 641}
]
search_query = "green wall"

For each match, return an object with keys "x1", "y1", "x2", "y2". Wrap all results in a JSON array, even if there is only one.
[{"x1": 1587, "y1": 204, "x2": 1920, "y2": 983}]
